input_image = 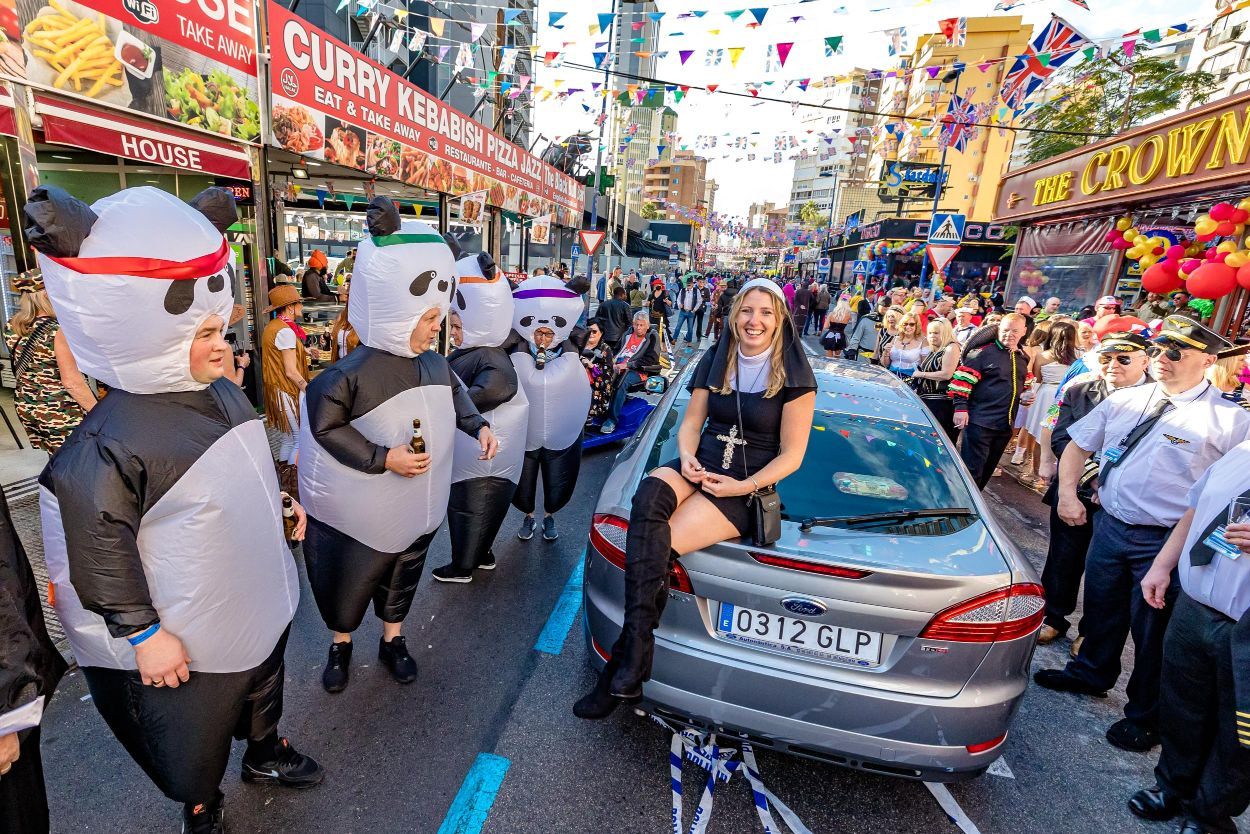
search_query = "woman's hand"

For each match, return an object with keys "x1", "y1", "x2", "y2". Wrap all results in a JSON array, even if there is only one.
[
  {"x1": 680, "y1": 452, "x2": 706, "y2": 483},
  {"x1": 700, "y1": 473, "x2": 753, "y2": 498},
  {"x1": 288, "y1": 498, "x2": 308, "y2": 541},
  {"x1": 134, "y1": 629, "x2": 191, "y2": 688},
  {"x1": 478, "y1": 426, "x2": 499, "y2": 460},
  {"x1": 0, "y1": 733, "x2": 19, "y2": 776}
]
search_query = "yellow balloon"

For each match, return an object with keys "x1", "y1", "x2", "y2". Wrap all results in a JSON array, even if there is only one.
[
  {"x1": 1123, "y1": 228, "x2": 1140, "y2": 241},
  {"x1": 1226, "y1": 251, "x2": 1250, "y2": 268},
  {"x1": 1218, "y1": 240, "x2": 1239, "y2": 254},
  {"x1": 1195, "y1": 218, "x2": 1219, "y2": 236},
  {"x1": 1116, "y1": 216, "x2": 1132, "y2": 231},
  {"x1": 1240, "y1": 198, "x2": 1250, "y2": 212},
  {"x1": 1126, "y1": 245, "x2": 1145, "y2": 260},
  {"x1": 1139, "y1": 254, "x2": 1159, "y2": 268}
]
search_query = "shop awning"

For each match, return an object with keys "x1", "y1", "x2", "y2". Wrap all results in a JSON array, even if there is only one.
[
  {"x1": 627, "y1": 232, "x2": 673, "y2": 259},
  {"x1": 35, "y1": 94, "x2": 252, "y2": 181},
  {"x1": 0, "y1": 87, "x2": 16, "y2": 138}
]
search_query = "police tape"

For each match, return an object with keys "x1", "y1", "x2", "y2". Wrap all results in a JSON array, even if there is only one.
[{"x1": 652, "y1": 714, "x2": 813, "y2": 834}]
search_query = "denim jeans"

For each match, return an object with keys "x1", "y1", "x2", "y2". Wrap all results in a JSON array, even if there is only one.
[
  {"x1": 609, "y1": 370, "x2": 644, "y2": 421},
  {"x1": 673, "y1": 310, "x2": 697, "y2": 341}
]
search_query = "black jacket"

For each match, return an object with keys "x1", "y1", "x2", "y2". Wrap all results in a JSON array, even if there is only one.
[
  {"x1": 949, "y1": 339, "x2": 1028, "y2": 430},
  {"x1": 594, "y1": 298, "x2": 633, "y2": 344},
  {"x1": 615, "y1": 329, "x2": 661, "y2": 375},
  {"x1": 448, "y1": 346, "x2": 519, "y2": 414},
  {"x1": 0, "y1": 491, "x2": 65, "y2": 724},
  {"x1": 306, "y1": 347, "x2": 487, "y2": 474},
  {"x1": 302, "y1": 267, "x2": 336, "y2": 301}
]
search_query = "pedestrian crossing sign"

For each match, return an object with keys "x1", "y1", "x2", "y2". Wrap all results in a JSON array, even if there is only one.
[{"x1": 927, "y1": 213, "x2": 965, "y2": 245}]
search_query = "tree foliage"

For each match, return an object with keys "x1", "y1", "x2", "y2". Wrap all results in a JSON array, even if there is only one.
[
  {"x1": 1023, "y1": 50, "x2": 1219, "y2": 165},
  {"x1": 640, "y1": 201, "x2": 661, "y2": 219},
  {"x1": 798, "y1": 200, "x2": 828, "y2": 228}
]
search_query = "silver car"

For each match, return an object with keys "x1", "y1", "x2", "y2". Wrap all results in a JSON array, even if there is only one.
[{"x1": 581, "y1": 357, "x2": 1043, "y2": 782}]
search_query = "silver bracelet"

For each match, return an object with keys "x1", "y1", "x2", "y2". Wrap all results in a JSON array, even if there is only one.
[{"x1": 749, "y1": 476, "x2": 760, "y2": 492}]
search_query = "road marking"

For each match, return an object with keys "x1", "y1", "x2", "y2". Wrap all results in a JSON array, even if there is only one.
[
  {"x1": 436, "y1": 753, "x2": 511, "y2": 834},
  {"x1": 986, "y1": 756, "x2": 1014, "y2": 779},
  {"x1": 533, "y1": 554, "x2": 585, "y2": 655},
  {"x1": 924, "y1": 782, "x2": 983, "y2": 834}
]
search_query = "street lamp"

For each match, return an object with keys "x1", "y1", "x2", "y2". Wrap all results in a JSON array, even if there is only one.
[{"x1": 917, "y1": 66, "x2": 963, "y2": 298}]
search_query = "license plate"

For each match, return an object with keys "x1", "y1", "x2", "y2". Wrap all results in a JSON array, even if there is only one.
[{"x1": 716, "y1": 602, "x2": 882, "y2": 667}]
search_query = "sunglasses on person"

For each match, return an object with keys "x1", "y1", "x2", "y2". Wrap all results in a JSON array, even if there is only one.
[
  {"x1": 1097, "y1": 352, "x2": 1138, "y2": 366},
  {"x1": 1146, "y1": 343, "x2": 1186, "y2": 361}
]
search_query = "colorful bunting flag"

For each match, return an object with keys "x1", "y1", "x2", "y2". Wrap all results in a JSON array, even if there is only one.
[
  {"x1": 729, "y1": 47, "x2": 744, "y2": 67},
  {"x1": 776, "y1": 42, "x2": 793, "y2": 67},
  {"x1": 547, "y1": 11, "x2": 565, "y2": 28},
  {"x1": 597, "y1": 13, "x2": 613, "y2": 33},
  {"x1": 749, "y1": 8, "x2": 768, "y2": 24},
  {"x1": 1069, "y1": 0, "x2": 1089, "y2": 8},
  {"x1": 503, "y1": 8, "x2": 523, "y2": 25},
  {"x1": 469, "y1": 21, "x2": 486, "y2": 42},
  {"x1": 939, "y1": 17, "x2": 967, "y2": 47},
  {"x1": 679, "y1": 49, "x2": 694, "y2": 64},
  {"x1": 429, "y1": 17, "x2": 445, "y2": 37},
  {"x1": 824, "y1": 36, "x2": 843, "y2": 55}
]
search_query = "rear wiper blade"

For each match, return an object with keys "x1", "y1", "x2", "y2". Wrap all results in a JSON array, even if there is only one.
[{"x1": 799, "y1": 508, "x2": 975, "y2": 532}]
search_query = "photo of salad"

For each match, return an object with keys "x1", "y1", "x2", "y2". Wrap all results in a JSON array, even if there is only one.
[{"x1": 164, "y1": 67, "x2": 259, "y2": 142}]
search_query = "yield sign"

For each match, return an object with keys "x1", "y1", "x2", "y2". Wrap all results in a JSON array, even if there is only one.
[
  {"x1": 927, "y1": 243, "x2": 960, "y2": 274},
  {"x1": 579, "y1": 229, "x2": 607, "y2": 257}
]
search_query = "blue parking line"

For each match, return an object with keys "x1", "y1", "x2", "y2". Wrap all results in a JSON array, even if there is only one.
[
  {"x1": 436, "y1": 753, "x2": 511, "y2": 834},
  {"x1": 533, "y1": 554, "x2": 585, "y2": 655}
]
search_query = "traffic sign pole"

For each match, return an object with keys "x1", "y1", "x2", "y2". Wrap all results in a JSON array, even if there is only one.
[{"x1": 917, "y1": 66, "x2": 963, "y2": 299}]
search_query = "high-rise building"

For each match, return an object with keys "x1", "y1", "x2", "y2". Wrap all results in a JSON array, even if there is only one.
[
  {"x1": 612, "y1": 1, "x2": 661, "y2": 93},
  {"x1": 868, "y1": 16, "x2": 1034, "y2": 222},
  {"x1": 787, "y1": 72, "x2": 880, "y2": 224},
  {"x1": 611, "y1": 95, "x2": 678, "y2": 210},
  {"x1": 1186, "y1": 1, "x2": 1250, "y2": 98},
  {"x1": 643, "y1": 151, "x2": 707, "y2": 217}
]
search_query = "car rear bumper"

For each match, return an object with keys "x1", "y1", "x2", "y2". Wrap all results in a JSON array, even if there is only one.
[{"x1": 585, "y1": 608, "x2": 1029, "y2": 783}]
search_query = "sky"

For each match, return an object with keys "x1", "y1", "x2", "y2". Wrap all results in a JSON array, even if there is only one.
[{"x1": 531, "y1": 0, "x2": 1187, "y2": 219}]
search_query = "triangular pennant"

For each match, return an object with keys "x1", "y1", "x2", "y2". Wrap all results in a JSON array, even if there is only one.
[
  {"x1": 706, "y1": 84, "x2": 719, "y2": 93},
  {"x1": 728, "y1": 46, "x2": 744, "y2": 66},
  {"x1": 749, "y1": 7, "x2": 768, "y2": 24},
  {"x1": 776, "y1": 42, "x2": 793, "y2": 66},
  {"x1": 726, "y1": 9, "x2": 745, "y2": 20},
  {"x1": 504, "y1": 8, "x2": 523, "y2": 25},
  {"x1": 429, "y1": 17, "x2": 445, "y2": 37},
  {"x1": 649, "y1": 11, "x2": 664, "y2": 22},
  {"x1": 679, "y1": 49, "x2": 694, "y2": 64},
  {"x1": 824, "y1": 36, "x2": 843, "y2": 54},
  {"x1": 597, "y1": 13, "x2": 614, "y2": 33},
  {"x1": 547, "y1": 11, "x2": 565, "y2": 28},
  {"x1": 469, "y1": 21, "x2": 486, "y2": 42}
]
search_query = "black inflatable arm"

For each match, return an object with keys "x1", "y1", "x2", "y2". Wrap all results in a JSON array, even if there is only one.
[
  {"x1": 457, "y1": 352, "x2": 518, "y2": 413},
  {"x1": 306, "y1": 369, "x2": 389, "y2": 473},
  {"x1": 450, "y1": 371, "x2": 489, "y2": 438}
]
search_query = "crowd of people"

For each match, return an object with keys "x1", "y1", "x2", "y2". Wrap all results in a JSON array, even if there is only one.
[{"x1": 2, "y1": 185, "x2": 1249, "y2": 834}]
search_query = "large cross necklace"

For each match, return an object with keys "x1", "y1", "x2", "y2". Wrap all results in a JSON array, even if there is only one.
[{"x1": 717, "y1": 424, "x2": 747, "y2": 470}]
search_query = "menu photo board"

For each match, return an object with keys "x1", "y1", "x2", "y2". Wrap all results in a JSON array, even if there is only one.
[
  {"x1": 267, "y1": 2, "x2": 583, "y2": 226},
  {"x1": 0, "y1": 0, "x2": 260, "y2": 143}
]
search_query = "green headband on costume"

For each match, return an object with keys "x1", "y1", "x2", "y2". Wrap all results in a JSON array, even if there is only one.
[{"x1": 371, "y1": 232, "x2": 445, "y2": 247}]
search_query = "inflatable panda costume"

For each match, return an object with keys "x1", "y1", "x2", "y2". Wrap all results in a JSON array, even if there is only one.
[
  {"x1": 28, "y1": 186, "x2": 321, "y2": 834},
  {"x1": 432, "y1": 243, "x2": 529, "y2": 582},
  {"x1": 298, "y1": 198, "x2": 495, "y2": 692},
  {"x1": 507, "y1": 276, "x2": 592, "y2": 541}
]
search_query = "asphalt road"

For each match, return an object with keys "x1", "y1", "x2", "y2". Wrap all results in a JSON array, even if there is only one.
[{"x1": 35, "y1": 345, "x2": 1246, "y2": 834}]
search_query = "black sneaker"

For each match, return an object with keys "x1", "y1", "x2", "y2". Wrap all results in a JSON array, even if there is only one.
[
  {"x1": 321, "y1": 641, "x2": 352, "y2": 693},
  {"x1": 241, "y1": 738, "x2": 325, "y2": 788},
  {"x1": 378, "y1": 636, "x2": 418, "y2": 684},
  {"x1": 543, "y1": 516, "x2": 559, "y2": 541},
  {"x1": 477, "y1": 550, "x2": 497, "y2": 571},
  {"x1": 1106, "y1": 718, "x2": 1160, "y2": 752},
  {"x1": 182, "y1": 801, "x2": 225, "y2": 834},
  {"x1": 517, "y1": 516, "x2": 536, "y2": 540},
  {"x1": 432, "y1": 565, "x2": 473, "y2": 583}
]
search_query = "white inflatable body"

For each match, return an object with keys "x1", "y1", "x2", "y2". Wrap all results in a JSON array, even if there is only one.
[{"x1": 510, "y1": 276, "x2": 591, "y2": 451}]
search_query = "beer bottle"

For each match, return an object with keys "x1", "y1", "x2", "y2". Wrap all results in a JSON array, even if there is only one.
[
  {"x1": 281, "y1": 492, "x2": 297, "y2": 540},
  {"x1": 410, "y1": 418, "x2": 426, "y2": 455}
]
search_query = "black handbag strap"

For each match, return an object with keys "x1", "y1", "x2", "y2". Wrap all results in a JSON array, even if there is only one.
[
  {"x1": 11, "y1": 317, "x2": 56, "y2": 381},
  {"x1": 1100, "y1": 394, "x2": 1177, "y2": 477}
]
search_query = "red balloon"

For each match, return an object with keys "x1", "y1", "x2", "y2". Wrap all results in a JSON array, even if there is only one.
[
  {"x1": 1238, "y1": 264, "x2": 1250, "y2": 290},
  {"x1": 1180, "y1": 258, "x2": 1203, "y2": 274},
  {"x1": 1105, "y1": 230, "x2": 1121, "y2": 243},
  {"x1": 1210, "y1": 202, "x2": 1236, "y2": 221},
  {"x1": 1141, "y1": 263, "x2": 1184, "y2": 294},
  {"x1": 1094, "y1": 314, "x2": 1149, "y2": 338},
  {"x1": 1166, "y1": 245, "x2": 1187, "y2": 260},
  {"x1": 1216, "y1": 220, "x2": 1239, "y2": 237},
  {"x1": 1234, "y1": 209, "x2": 1250, "y2": 225},
  {"x1": 1187, "y1": 262, "x2": 1238, "y2": 299}
]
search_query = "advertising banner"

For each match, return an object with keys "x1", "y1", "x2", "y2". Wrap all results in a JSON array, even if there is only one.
[
  {"x1": 1, "y1": 0, "x2": 260, "y2": 143},
  {"x1": 267, "y1": 1, "x2": 583, "y2": 226}
]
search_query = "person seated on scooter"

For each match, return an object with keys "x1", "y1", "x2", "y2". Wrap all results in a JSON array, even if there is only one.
[{"x1": 602, "y1": 311, "x2": 660, "y2": 435}]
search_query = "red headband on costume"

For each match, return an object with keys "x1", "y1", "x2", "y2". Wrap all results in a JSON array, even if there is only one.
[{"x1": 44, "y1": 239, "x2": 230, "y2": 280}]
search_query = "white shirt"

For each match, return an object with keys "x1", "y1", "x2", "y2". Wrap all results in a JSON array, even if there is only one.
[
  {"x1": 1066, "y1": 380, "x2": 1250, "y2": 527},
  {"x1": 1179, "y1": 440, "x2": 1250, "y2": 620},
  {"x1": 953, "y1": 323, "x2": 976, "y2": 344},
  {"x1": 274, "y1": 326, "x2": 298, "y2": 351}
]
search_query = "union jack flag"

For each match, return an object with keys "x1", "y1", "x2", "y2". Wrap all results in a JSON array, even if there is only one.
[
  {"x1": 998, "y1": 15, "x2": 1090, "y2": 113},
  {"x1": 940, "y1": 92, "x2": 978, "y2": 152}
]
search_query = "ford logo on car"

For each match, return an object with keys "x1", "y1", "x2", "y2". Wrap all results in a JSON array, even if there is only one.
[{"x1": 781, "y1": 598, "x2": 826, "y2": 617}]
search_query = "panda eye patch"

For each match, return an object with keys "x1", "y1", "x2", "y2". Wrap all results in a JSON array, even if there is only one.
[
  {"x1": 163, "y1": 281, "x2": 196, "y2": 315},
  {"x1": 455, "y1": 289, "x2": 466, "y2": 310},
  {"x1": 207, "y1": 272, "x2": 225, "y2": 292},
  {"x1": 553, "y1": 316, "x2": 567, "y2": 328},
  {"x1": 520, "y1": 316, "x2": 534, "y2": 327},
  {"x1": 437, "y1": 279, "x2": 449, "y2": 293},
  {"x1": 409, "y1": 270, "x2": 438, "y2": 296}
]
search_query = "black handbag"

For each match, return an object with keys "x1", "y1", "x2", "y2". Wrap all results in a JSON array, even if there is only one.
[{"x1": 736, "y1": 387, "x2": 782, "y2": 546}]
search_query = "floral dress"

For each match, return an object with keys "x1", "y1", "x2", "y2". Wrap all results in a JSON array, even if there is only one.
[
  {"x1": 4, "y1": 317, "x2": 86, "y2": 454},
  {"x1": 583, "y1": 343, "x2": 614, "y2": 421}
]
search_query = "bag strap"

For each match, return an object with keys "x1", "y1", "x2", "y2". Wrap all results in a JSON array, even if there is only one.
[{"x1": 11, "y1": 317, "x2": 56, "y2": 381}]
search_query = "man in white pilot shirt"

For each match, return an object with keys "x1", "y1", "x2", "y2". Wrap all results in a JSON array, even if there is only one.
[{"x1": 1034, "y1": 316, "x2": 1250, "y2": 755}]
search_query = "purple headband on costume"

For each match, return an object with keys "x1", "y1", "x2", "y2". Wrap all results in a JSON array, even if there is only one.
[{"x1": 514, "y1": 288, "x2": 579, "y2": 300}]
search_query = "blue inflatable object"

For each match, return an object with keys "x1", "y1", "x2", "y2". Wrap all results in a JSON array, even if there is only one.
[{"x1": 584, "y1": 395, "x2": 655, "y2": 449}]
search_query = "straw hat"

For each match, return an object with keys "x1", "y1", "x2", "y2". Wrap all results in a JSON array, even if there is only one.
[{"x1": 264, "y1": 284, "x2": 301, "y2": 312}]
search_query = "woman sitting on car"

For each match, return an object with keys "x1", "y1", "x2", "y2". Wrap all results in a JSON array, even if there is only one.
[{"x1": 574, "y1": 278, "x2": 816, "y2": 720}]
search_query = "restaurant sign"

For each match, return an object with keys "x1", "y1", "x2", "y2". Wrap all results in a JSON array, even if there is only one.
[
  {"x1": 267, "y1": 2, "x2": 583, "y2": 225},
  {"x1": 995, "y1": 91, "x2": 1250, "y2": 224}
]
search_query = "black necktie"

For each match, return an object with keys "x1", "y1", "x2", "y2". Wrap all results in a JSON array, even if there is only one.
[
  {"x1": 1190, "y1": 486, "x2": 1250, "y2": 567},
  {"x1": 1101, "y1": 396, "x2": 1173, "y2": 476}
]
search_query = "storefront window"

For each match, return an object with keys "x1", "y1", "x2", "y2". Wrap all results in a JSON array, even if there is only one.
[
  {"x1": 1007, "y1": 253, "x2": 1112, "y2": 313},
  {"x1": 38, "y1": 170, "x2": 119, "y2": 205}
]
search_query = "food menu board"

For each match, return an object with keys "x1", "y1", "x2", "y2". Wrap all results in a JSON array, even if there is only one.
[
  {"x1": 0, "y1": 0, "x2": 260, "y2": 143},
  {"x1": 268, "y1": 2, "x2": 583, "y2": 226}
]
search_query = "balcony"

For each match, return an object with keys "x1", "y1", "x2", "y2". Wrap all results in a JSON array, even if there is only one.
[{"x1": 1206, "y1": 22, "x2": 1246, "y2": 50}]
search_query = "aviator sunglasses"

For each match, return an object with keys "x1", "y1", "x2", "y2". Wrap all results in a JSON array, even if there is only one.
[
  {"x1": 1146, "y1": 344, "x2": 1185, "y2": 361},
  {"x1": 1097, "y1": 353, "x2": 1138, "y2": 366}
]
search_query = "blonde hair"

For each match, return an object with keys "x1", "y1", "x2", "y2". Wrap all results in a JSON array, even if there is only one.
[
  {"x1": 828, "y1": 300, "x2": 852, "y2": 325},
  {"x1": 716, "y1": 287, "x2": 788, "y2": 399},
  {"x1": 926, "y1": 317, "x2": 956, "y2": 352},
  {"x1": 1208, "y1": 354, "x2": 1246, "y2": 393},
  {"x1": 10, "y1": 290, "x2": 56, "y2": 338},
  {"x1": 896, "y1": 311, "x2": 924, "y2": 338}
]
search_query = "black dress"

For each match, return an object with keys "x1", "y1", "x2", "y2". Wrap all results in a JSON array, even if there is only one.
[
  {"x1": 914, "y1": 344, "x2": 958, "y2": 440},
  {"x1": 821, "y1": 321, "x2": 847, "y2": 353},
  {"x1": 662, "y1": 350, "x2": 816, "y2": 534}
]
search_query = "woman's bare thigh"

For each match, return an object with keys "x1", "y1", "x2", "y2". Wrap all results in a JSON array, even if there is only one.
[{"x1": 669, "y1": 490, "x2": 740, "y2": 555}]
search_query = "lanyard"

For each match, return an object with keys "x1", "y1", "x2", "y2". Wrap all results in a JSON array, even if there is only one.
[{"x1": 1118, "y1": 382, "x2": 1209, "y2": 446}]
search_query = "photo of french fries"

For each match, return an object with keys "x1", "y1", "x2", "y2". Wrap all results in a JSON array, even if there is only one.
[{"x1": 23, "y1": 0, "x2": 121, "y2": 99}]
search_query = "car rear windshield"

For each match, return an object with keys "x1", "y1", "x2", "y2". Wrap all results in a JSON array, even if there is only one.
[{"x1": 645, "y1": 404, "x2": 975, "y2": 522}]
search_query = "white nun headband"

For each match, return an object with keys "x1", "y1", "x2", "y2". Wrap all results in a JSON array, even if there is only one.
[{"x1": 737, "y1": 278, "x2": 788, "y2": 305}]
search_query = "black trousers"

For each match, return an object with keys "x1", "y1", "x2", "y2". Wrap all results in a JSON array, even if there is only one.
[
  {"x1": 921, "y1": 397, "x2": 959, "y2": 444},
  {"x1": 694, "y1": 310, "x2": 706, "y2": 338},
  {"x1": 304, "y1": 516, "x2": 437, "y2": 632},
  {"x1": 0, "y1": 727, "x2": 49, "y2": 834},
  {"x1": 447, "y1": 477, "x2": 516, "y2": 571},
  {"x1": 959, "y1": 422, "x2": 1012, "y2": 489},
  {"x1": 511, "y1": 441, "x2": 582, "y2": 516},
  {"x1": 81, "y1": 627, "x2": 290, "y2": 806},
  {"x1": 1155, "y1": 593, "x2": 1250, "y2": 834},
  {"x1": 1041, "y1": 499, "x2": 1096, "y2": 633},
  {"x1": 1064, "y1": 513, "x2": 1175, "y2": 727}
]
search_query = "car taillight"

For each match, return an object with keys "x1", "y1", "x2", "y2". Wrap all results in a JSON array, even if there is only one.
[
  {"x1": 966, "y1": 733, "x2": 1007, "y2": 754},
  {"x1": 919, "y1": 583, "x2": 1045, "y2": 643},
  {"x1": 750, "y1": 552, "x2": 872, "y2": 579},
  {"x1": 590, "y1": 513, "x2": 694, "y2": 594}
]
